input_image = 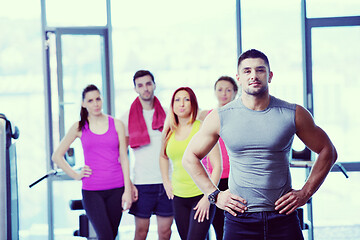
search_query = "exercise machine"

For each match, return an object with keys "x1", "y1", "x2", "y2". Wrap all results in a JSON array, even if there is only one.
[
  {"x1": 29, "y1": 164, "x2": 98, "y2": 239},
  {"x1": 0, "y1": 114, "x2": 20, "y2": 240},
  {"x1": 69, "y1": 199, "x2": 97, "y2": 239}
]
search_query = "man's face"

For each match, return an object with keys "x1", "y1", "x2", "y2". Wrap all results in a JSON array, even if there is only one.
[
  {"x1": 236, "y1": 58, "x2": 273, "y2": 96},
  {"x1": 134, "y1": 75, "x2": 155, "y2": 101}
]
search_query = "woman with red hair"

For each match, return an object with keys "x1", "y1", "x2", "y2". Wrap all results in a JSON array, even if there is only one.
[{"x1": 160, "y1": 87, "x2": 221, "y2": 240}]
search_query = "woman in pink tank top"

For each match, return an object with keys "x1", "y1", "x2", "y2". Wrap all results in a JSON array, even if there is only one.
[
  {"x1": 198, "y1": 76, "x2": 238, "y2": 240},
  {"x1": 52, "y1": 84, "x2": 133, "y2": 240}
]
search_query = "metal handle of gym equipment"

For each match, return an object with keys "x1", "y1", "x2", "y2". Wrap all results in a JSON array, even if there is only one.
[
  {"x1": 29, "y1": 169, "x2": 58, "y2": 188},
  {"x1": 334, "y1": 162, "x2": 349, "y2": 178}
]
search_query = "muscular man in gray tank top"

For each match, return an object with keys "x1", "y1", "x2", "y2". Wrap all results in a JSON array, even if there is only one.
[
  {"x1": 183, "y1": 49, "x2": 337, "y2": 239},
  {"x1": 219, "y1": 95, "x2": 296, "y2": 212}
]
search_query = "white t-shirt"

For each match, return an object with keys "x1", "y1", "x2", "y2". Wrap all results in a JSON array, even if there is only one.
[{"x1": 121, "y1": 108, "x2": 164, "y2": 185}]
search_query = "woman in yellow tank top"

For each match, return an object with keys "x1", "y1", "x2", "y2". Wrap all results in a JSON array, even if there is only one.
[{"x1": 159, "y1": 87, "x2": 222, "y2": 240}]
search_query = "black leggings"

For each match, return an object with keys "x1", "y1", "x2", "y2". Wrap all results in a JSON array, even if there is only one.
[
  {"x1": 82, "y1": 187, "x2": 124, "y2": 240},
  {"x1": 173, "y1": 194, "x2": 216, "y2": 240},
  {"x1": 211, "y1": 178, "x2": 228, "y2": 240}
]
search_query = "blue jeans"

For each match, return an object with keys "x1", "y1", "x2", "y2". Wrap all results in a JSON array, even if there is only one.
[{"x1": 223, "y1": 210, "x2": 304, "y2": 240}]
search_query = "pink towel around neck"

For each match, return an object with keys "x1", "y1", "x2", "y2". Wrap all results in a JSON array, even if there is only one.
[{"x1": 128, "y1": 96, "x2": 166, "y2": 148}]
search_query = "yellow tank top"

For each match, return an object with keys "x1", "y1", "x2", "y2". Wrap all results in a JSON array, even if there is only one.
[{"x1": 166, "y1": 120, "x2": 203, "y2": 198}]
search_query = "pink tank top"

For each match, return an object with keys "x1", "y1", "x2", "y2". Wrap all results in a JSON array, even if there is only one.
[
  {"x1": 201, "y1": 110, "x2": 230, "y2": 179},
  {"x1": 81, "y1": 116, "x2": 124, "y2": 190}
]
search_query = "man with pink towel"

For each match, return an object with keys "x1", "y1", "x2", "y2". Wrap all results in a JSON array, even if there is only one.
[{"x1": 121, "y1": 70, "x2": 174, "y2": 240}]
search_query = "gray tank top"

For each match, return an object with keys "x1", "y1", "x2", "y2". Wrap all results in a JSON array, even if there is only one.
[{"x1": 219, "y1": 96, "x2": 296, "y2": 212}]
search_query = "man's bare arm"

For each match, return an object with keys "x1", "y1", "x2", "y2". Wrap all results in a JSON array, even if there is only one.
[
  {"x1": 275, "y1": 105, "x2": 337, "y2": 214},
  {"x1": 183, "y1": 110, "x2": 221, "y2": 195},
  {"x1": 183, "y1": 110, "x2": 247, "y2": 216}
]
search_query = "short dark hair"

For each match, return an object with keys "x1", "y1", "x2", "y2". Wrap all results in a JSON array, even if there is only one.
[
  {"x1": 133, "y1": 70, "x2": 155, "y2": 86},
  {"x1": 214, "y1": 76, "x2": 238, "y2": 93},
  {"x1": 237, "y1": 49, "x2": 270, "y2": 71}
]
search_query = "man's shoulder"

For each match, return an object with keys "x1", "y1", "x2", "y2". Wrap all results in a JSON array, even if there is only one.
[
  {"x1": 219, "y1": 98, "x2": 241, "y2": 113},
  {"x1": 270, "y1": 96, "x2": 297, "y2": 111}
]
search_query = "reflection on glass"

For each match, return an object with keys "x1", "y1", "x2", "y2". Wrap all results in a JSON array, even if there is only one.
[
  {"x1": 306, "y1": 0, "x2": 360, "y2": 18},
  {"x1": 312, "y1": 26, "x2": 360, "y2": 163},
  {"x1": 46, "y1": 0, "x2": 107, "y2": 27},
  {"x1": 48, "y1": 33, "x2": 60, "y2": 153},
  {"x1": 0, "y1": 3, "x2": 48, "y2": 239},
  {"x1": 312, "y1": 26, "x2": 360, "y2": 229},
  {"x1": 111, "y1": 0, "x2": 237, "y2": 117},
  {"x1": 240, "y1": 0, "x2": 303, "y2": 105},
  {"x1": 60, "y1": 35, "x2": 104, "y2": 168}
]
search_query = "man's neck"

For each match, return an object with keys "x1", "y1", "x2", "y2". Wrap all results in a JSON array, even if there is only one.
[
  {"x1": 139, "y1": 96, "x2": 154, "y2": 110},
  {"x1": 241, "y1": 93, "x2": 270, "y2": 111}
]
